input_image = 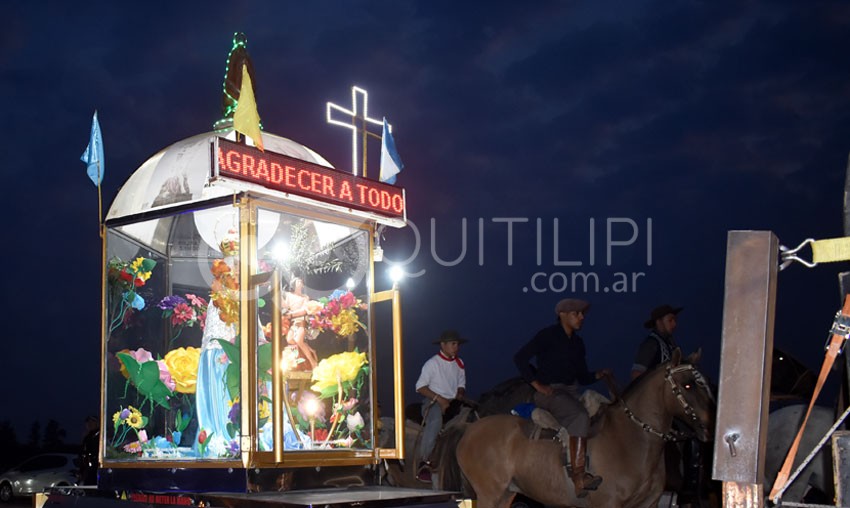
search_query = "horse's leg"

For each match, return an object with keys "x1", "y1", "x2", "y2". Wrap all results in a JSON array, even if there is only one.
[{"x1": 457, "y1": 419, "x2": 516, "y2": 508}]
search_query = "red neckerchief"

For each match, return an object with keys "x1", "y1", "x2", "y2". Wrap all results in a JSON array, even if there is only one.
[{"x1": 438, "y1": 352, "x2": 464, "y2": 369}]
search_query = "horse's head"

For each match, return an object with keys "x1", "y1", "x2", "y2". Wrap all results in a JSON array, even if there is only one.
[{"x1": 664, "y1": 348, "x2": 716, "y2": 442}]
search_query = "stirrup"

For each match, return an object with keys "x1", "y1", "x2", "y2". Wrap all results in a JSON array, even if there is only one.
[{"x1": 583, "y1": 472, "x2": 602, "y2": 491}]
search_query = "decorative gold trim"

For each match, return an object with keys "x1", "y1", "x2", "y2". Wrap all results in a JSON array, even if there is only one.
[{"x1": 101, "y1": 460, "x2": 243, "y2": 469}]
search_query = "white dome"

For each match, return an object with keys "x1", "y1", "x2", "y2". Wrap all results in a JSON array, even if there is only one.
[{"x1": 106, "y1": 131, "x2": 334, "y2": 221}]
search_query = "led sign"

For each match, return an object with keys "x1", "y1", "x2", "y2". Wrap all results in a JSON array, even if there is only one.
[{"x1": 216, "y1": 138, "x2": 405, "y2": 219}]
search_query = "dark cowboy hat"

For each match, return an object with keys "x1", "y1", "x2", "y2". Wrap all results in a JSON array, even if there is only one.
[
  {"x1": 554, "y1": 298, "x2": 591, "y2": 316},
  {"x1": 644, "y1": 304, "x2": 683, "y2": 328},
  {"x1": 433, "y1": 329, "x2": 469, "y2": 344}
]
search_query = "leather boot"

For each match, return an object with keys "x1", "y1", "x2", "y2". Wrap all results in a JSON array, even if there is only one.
[{"x1": 569, "y1": 436, "x2": 602, "y2": 497}]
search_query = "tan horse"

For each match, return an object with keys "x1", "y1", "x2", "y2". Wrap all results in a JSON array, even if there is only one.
[{"x1": 456, "y1": 350, "x2": 714, "y2": 508}]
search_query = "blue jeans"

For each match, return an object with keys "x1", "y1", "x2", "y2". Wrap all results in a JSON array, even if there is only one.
[{"x1": 417, "y1": 399, "x2": 443, "y2": 463}]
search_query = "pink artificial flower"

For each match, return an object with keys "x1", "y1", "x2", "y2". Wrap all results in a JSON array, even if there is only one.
[
  {"x1": 123, "y1": 441, "x2": 142, "y2": 453},
  {"x1": 157, "y1": 360, "x2": 176, "y2": 391},
  {"x1": 138, "y1": 430, "x2": 149, "y2": 443},
  {"x1": 339, "y1": 292, "x2": 355, "y2": 308},
  {"x1": 342, "y1": 397, "x2": 358, "y2": 411},
  {"x1": 131, "y1": 348, "x2": 154, "y2": 363},
  {"x1": 198, "y1": 429, "x2": 208, "y2": 444},
  {"x1": 325, "y1": 299, "x2": 341, "y2": 315},
  {"x1": 186, "y1": 294, "x2": 207, "y2": 308}
]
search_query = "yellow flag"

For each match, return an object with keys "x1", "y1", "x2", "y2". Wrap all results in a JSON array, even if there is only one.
[{"x1": 233, "y1": 64, "x2": 264, "y2": 151}]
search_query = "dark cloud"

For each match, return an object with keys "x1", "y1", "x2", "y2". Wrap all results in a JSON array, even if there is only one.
[{"x1": 4, "y1": 0, "x2": 850, "y2": 439}]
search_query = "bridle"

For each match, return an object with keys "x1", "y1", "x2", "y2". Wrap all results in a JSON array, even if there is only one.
[{"x1": 620, "y1": 363, "x2": 714, "y2": 442}]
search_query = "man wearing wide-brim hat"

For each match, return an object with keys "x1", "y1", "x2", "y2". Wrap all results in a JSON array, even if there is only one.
[
  {"x1": 513, "y1": 298, "x2": 611, "y2": 497},
  {"x1": 414, "y1": 330, "x2": 468, "y2": 482},
  {"x1": 631, "y1": 304, "x2": 683, "y2": 380}
]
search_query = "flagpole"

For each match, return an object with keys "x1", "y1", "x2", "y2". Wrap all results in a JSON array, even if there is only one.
[{"x1": 97, "y1": 162, "x2": 104, "y2": 238}]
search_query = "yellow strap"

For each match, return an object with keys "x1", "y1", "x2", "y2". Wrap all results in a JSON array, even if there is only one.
[{"x1": 812, "y1": 237, "x2": 850, "y2": 263}]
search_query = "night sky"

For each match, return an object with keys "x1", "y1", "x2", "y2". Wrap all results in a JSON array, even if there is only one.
[{"x1": 4, "y1": 1, "x2": 850, "y2": 442}]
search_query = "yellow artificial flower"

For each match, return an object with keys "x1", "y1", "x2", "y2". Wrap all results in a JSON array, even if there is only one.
[
  {"x1": 258, "y1": 399, "x2": 270, "y2": 420},
  {"x1": 311, "y1": 351, "x2": 367, "y2": 393},
  {"x1": 130, "y1": 258, "x2": 152, "y2": 280},
  {"x1": 164, "y1": 347, "x2": 201, "y2": 394},
  {"x1": 126, "y1": 408, "x2": 144, "y2": 429},
  {"x1": 330, "y1": 308, "x2": 361, "y2": 337}
]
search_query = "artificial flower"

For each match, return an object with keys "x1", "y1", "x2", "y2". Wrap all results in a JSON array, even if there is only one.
[
  {"x1": 157, "y1": 360, "x2": 176, "y2": 391},
  {"x1": 123, "y1": 442, "x2": 142, "y2": 453},
  {"x1": 341, "y1": 397, "x2": 358, "y2": 412},
  {"x1": 152, "y1": 436, "x2": 170, "y2": 449},
  {"x1": 186, "y1": 294, "x2": 207, "y2": 308},
  {"x1": 310, "y1": 351, "x2": 368, "y2": 393},
  {"x1": 171, "y1": 303, "x2": 196, "y2": 326},
  {"x1": 311, "y1": 428, "x2": 329, "y2": 442},
  {"x1": 228, "y1": 400, "x2": 240, "y2": 425},
  {"x1": 258, "y1": 400, "x2": 270, "y2": 420},
  {"x1": 126, "y1": 408, "x2": 144, "y2": 429},
  {"x1": 164, "y1": 347, "x2": 200, "y2": 394},
  {"x1": 346, "y1": 412, "x2": 365, "y2": 433},
  {"x1": 118, "y1": 348, "x2": 153, "y2": 378},
  {"x1": 157, "y1": 295, "x2": 186, "y2": 310},
  {"x1": 309, "y1": 291, "x2": 365, "y2": 337},
  {"x1": 137, "y1": 429, "x2": 149, "y2": 443}
]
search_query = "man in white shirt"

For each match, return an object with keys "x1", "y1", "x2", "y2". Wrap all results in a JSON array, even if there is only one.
[{"x1": 414, "y1": 330, "x2": 468, "y2": 482}]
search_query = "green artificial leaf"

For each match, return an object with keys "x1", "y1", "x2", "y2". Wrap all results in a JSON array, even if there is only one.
[
  {"x1": 213, "y1": 338, "x2": 241, "y2": 401},
  {"x1": 317, "y1": 385, "x2": 338, "y2": 400},
  {"x1": 139, "y1": 258, "x2": 157, "y2": 272},
  {"x1": 225, "y1": 363, "x2": 240, "y2": 402},
  {"x1": 257, "y1": 343, "x2": 272, "y2": 379},
  {"x1": 226, "y1": 422, "x2": 237, "y2": 440},
  {"x1": 175, "y1": 410, "x2": 183, "y2": 432},
  {"x1": 116, "y1": 353, "x2": 172, "y2": 409}
]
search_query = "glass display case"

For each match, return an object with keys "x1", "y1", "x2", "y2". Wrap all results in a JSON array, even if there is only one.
[{"x1": 103, "y1": 199, "x2": 375, "y2": 464}]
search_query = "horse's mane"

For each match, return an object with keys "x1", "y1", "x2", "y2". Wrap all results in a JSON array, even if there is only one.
[{"x1": 620, "y1": 358, "x2": 691, "y2": 399}]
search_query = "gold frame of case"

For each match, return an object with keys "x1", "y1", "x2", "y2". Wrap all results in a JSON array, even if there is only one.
[{"x1": 100, "y1": 193, "x2": 405, "y2": 471}]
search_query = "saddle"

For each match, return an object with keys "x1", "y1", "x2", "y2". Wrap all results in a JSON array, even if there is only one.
[{"x1": 516, "y1": 390, "x2": 611, "y2": 443}]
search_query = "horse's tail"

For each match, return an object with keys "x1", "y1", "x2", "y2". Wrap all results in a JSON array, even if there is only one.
[{"x1": 432, "y1": 415, "x2": 474, "y2": 496}]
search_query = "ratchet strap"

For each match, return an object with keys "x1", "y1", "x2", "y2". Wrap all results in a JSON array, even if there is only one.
[
  {"x1": 781, "y1": 236, "x2": 850, "y2": 269},
  {"x1": 769, "y1": 295, "x2": 850, "y2": 501}
]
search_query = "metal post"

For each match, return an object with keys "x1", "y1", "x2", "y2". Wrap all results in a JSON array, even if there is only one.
[
  {"x1": 713, "y1": 231, "x2": 779, "y2": 507},
  {"x1": 834, "y1": 431, "x2": 850, "y2": 504}
]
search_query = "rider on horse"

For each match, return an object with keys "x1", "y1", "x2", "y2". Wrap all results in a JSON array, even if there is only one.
[
  {"x1": 513, "y1": 298, "x2": 612, "y2": 498},
  {"x1": 414, "y1": 330, "x2": 469, "y2": 483}
]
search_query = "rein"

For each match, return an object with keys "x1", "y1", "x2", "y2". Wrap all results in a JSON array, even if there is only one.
[{"x1": 620, "y1": 364, "x2": 713, "y2": 441}]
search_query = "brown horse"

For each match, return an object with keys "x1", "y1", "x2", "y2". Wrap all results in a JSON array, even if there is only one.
[{"x1": 456, "y1": 350, "x2": 715, "y2": 508}]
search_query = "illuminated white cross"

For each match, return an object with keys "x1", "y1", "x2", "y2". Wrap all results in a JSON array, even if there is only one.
[{"x1": 326, "y1": 86, "x2": 388, "y2": 177}]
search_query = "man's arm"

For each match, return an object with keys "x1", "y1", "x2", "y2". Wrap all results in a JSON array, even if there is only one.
[
  {"x1": 631, "y1": 338, "x2": 659, "y2": 380},
  {"x1": 416, "y1": 385, "x2": 451, "y2": 412},
  {"x1": 514, "y1": 333, "x2": 542, "y2": 383}
]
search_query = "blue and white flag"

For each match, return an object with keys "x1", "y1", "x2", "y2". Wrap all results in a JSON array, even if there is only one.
[
  {"x1": 81, "y1": 111, "x2": 104, "y2": 186},
  {"x1": 380, "y1": 117, "x2": 403, "y2": 184}
]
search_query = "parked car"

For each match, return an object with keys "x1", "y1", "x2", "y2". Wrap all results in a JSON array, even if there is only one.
[{"x1": 0, "y1": 453, "x2": 79, "y2": 502}]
